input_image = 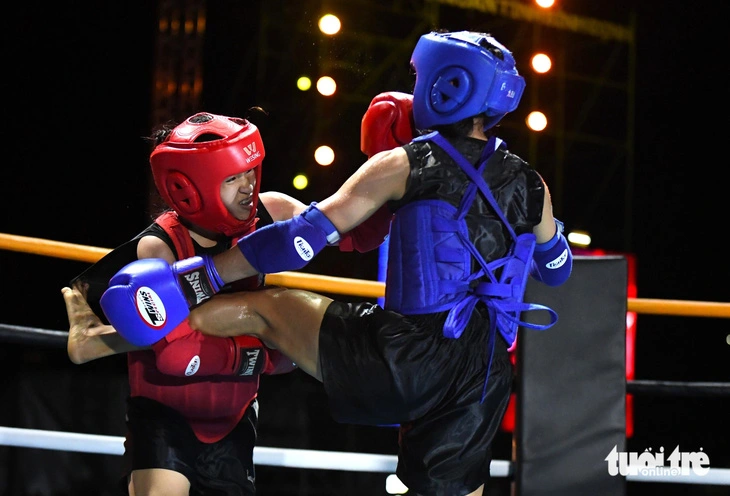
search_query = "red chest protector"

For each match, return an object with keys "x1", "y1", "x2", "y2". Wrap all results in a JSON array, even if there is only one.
[{"x1": 127, "y1": 211, "x2": 261, "y2": 443}]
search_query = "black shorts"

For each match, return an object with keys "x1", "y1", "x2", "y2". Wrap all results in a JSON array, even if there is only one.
[
  {"x1": 120, "y1": 396, "x2": 258, "y2": 496},
  {"x1": 319, "y1": 301, "x2": 513, "y2": 495}
]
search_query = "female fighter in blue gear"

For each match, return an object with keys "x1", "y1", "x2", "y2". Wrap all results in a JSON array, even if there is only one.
[{"x1": 100, "y1": 31, "x2": 573, "y2": 496}]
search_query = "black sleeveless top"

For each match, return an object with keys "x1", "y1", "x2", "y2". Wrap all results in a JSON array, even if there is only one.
[
  {"x1": 140, "y1": 202, "x2": 275, "y2": 257},
  {"x1": 393, "y1": 136, "x2": 545, "y2": 269}
]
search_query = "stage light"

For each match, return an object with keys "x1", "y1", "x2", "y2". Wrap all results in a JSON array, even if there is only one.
[
  {"x1": 297, "y1": 76, "x2": 312, "y2": 91},
  {"x1": 314, "y1": 145, "x2": 335, "y2": 166},
  {"x1": 531, "y1": 53, "x2": 552, "y2": 73},
  {"x1": 567, "y1": 230, "x2": 592, "y2": 247},
  {"x1": 292, "y1": 174, "x2": 309, "y2": 190},
  {"x1": 318, "y1": 14, "x2": 341, "y2": 35},
  {"x1": 526, "y1": 111, "x2": 548, "y2": 131},
  {"x1": 317, "y1": 76, "x2": 336, "y2": 96},
  {"x1": 535, "y1": 0, "x2": 555, "y2": 8}
]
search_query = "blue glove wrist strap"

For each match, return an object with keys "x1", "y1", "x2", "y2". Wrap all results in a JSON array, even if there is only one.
[
  {"x1": 172, "y1": 255, "x2": 223, "y2": 307},
  {"x1": 530, "y1": 219, "x2": 572, "y2": 286},
  {"x1": 237, "y1": 203, "x2": 340, "y2": 274},
  {"x1": 302, "y1": 203, "x2": 340, "y2": 244}
]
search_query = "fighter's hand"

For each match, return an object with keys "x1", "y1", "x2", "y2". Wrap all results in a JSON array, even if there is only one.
[{"x1": 360, "y1": 91, "x2": 415, "y2": 158}]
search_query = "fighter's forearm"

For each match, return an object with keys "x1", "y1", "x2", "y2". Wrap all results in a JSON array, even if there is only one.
[{"x1": 214, "y1": 246, "x2": 259, "y2": 284}]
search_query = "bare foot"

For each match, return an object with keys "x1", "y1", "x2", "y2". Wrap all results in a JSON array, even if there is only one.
[{"x1": 62, "y1": 285, "x2": 118, "y2": 364}]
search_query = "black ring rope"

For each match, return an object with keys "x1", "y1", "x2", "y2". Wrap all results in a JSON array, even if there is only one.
[
  {"x1": 626, "y1": 380, "x2": 730, "y2": 398},
  {"x1": 0, "y1": 323, "x2": 67, "y2": 348},
  {"x1": 2, "y1": 323, "x2": 729, "y2": 397}
]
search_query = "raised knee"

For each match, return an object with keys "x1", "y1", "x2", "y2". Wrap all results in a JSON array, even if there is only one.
[{"x1": 187, "y1": 310, "x2": 205, "y2": 332}]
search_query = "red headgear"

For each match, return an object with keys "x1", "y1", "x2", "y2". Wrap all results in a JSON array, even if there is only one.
[{"x1": 150, "y1": 112, "x2": 265, "y2": 238}]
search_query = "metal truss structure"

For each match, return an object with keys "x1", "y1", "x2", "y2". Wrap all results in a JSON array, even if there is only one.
[{"x1": 151, "y1": 0, "x2": 636, "y2": 251}]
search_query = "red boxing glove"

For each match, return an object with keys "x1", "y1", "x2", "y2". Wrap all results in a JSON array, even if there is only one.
[
  {"x1": 338, "y1": 203, "x2": 393, "y2": 253},
  {"x1": 265, "y1": 349, "x2": 298, "y2": 375},
  {"x1": 360, "y1": 91, "x2": 415, "y2": 159},
  {"x1": 152, "y1": 319, "x2": 284, "y2": 377}
]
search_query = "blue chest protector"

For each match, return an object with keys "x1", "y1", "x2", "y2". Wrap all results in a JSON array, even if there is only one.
[{"x1": 386, "y1": 132, "x2": 558, "y2": 397}]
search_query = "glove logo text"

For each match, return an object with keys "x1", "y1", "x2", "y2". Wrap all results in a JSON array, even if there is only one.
[
  {"x1": 294, "y1": 236, "x2": 314, "y2": 261},
  {"x1": 546, "y1": 248, "x2": 569, "y2": 270},
  {"x1": 184, "y1": 271, "x2": 210, "y2": 305},
  {"x1": 240, "y1": 349, "x2": 261, "y2": 376},
  {"x1": 185, "y1": 355, "x2": 200, "y2": 376},
  {"x1": 135, "y1": 287, "x2": 166, "y2": 327}
]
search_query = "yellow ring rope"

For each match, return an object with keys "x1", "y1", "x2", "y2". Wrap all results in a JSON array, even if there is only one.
[{"x1": 2, "y1": 233, "x2": 728, "y2": 318}]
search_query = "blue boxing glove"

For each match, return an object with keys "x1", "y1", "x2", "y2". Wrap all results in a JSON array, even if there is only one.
[
  {"x1": 237, "y1": 202, "x2": 340, "y2": 274},
  {"x1": 100, "y1": 257, "x2": 224, "y2": 346},
  {"x1": 167, "y1": 255, "x2": 225, "y2": 307},
  {"x1": 529, "y1": 219, "x2": 573, "y2": 287}
]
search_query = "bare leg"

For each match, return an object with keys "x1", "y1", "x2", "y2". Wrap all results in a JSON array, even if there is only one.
[
  {"x1": 61, "y1": 285, "x2": 146, "y2": 364},
  {"x1": 465, "y1": 484, "x2": 484, "y2": 496},
  {"x1": 128, "y1": 468, "x2": 190, "y2": 496},
  {"x1": 189, "y1": 287, "x2": 332, "y2": 381}
]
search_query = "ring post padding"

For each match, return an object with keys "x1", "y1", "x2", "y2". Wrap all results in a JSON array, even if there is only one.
[{"x1": 514, "y1": 256, "x2": 628, "y2": 495}]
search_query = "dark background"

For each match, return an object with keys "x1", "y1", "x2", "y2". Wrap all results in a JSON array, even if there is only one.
[{"x1": 2, "y1": 1, "x2": 727, "y2": 495}]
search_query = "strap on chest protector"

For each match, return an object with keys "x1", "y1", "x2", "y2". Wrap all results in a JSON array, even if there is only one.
[{"x1": 418, "y1": 132, "x2": 558, "y2": 401}]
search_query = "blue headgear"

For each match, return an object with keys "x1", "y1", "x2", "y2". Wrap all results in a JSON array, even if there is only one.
[{"x1": 410, "y1": 31, "x2": 526, "y2": 131}]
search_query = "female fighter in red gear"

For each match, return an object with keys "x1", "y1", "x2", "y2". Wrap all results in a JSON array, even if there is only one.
[
  {"x1": 63, "y1": 110, "x2": 388, "y2": 495},
  {"x1": 62, "y1": 112, "x2": 302, "y2": 496}
]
